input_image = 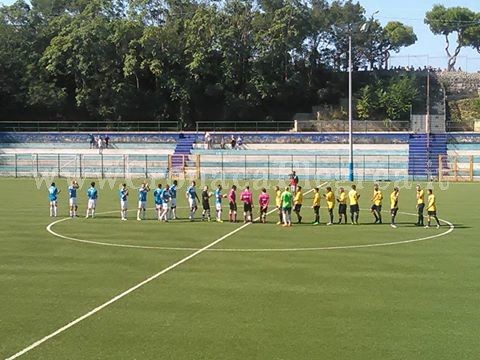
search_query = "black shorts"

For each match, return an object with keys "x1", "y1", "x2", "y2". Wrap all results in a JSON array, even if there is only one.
[
  {"x1": 371, "y1": 205, "x2": 382, "y2": 212},
  {"x1": 260, "y1": 207, "x2": 268, "y2": 214},
  {"x1": 350, "y1": 204, "x2": 359, "y2": 213},
  {"x1": 294, "y1": 204, "x2": 302, "y2": 212},
  {"x1": 244, "y1": 203, "x2": 252, "y2": 212},
  {"x1": 428, "y1": 211, "x2": 437, "y2": 216},
  {"x1": 229, "y1": 202, "x2": 237, "y2": 211},
  {"x1": 202, "y1": 202, "x2": 210, "y2": 211},
  {"x1": 391, "y1": 208, "x2": 398, "y2": 216},
  {"x1": 282, "y1": 207, "x2": 292, "y2": 214},
  {"x1": 313, "y1": 205, "x2": 319, "y2": 215},
  {"x1": 338, "y1": 204, "x2": 347, "y2": 214}
]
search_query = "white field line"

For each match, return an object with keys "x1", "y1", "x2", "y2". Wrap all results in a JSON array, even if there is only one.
[
  {"x1": 47, "y1": 210, "x2": 455, "y2": 253},
  {"x1": 6, "y1": 182, "x2": 327, "y2": 360}
]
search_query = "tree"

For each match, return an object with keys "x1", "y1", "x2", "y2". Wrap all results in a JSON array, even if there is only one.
[
  {"x1": 381, "y1": 21, "x2": 417, "y2": 69},
  {"x1": 464, "y1": 13, "x2": 480, "y2": 54},
  {"x1": 425, "y1": 5, "x2": 476, "y2": 71}
]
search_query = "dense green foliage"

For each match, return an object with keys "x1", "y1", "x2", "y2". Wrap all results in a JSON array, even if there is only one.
[
  {"x1": 425, "y1": 5, "x2": 480, "y2": 71},
  {"x1": 0, "y1": 0, "x2": 418, "y2": 125},
  {"x1": 356, "y1": 75, "x2": 418, "y2": 120}
]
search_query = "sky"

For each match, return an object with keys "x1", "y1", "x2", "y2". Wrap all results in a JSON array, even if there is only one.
[{"x1": 1, "y1": 0, "x2": 480, "y2": 72}]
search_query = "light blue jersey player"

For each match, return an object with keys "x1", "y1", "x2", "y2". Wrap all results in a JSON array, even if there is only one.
[
  {"x1": 186, "y1": 181, "x2": 200, "y2": 221},
  {"x1": 119, "y1": 183, "x2": 129, "y2": 221},
  {"x1": 137, "y1": 182, "x2": 150, "y2": 221},
  {"x1": 160, "y1": 185, "x2": 171, "y2": 222},
  {"x1": 85, "y1": 182, "x2": 98, "y2": 218},
  {"x1": 214, "y1": 184, "x2": 225, "y2": 222},
  {"x1": 68, "y1": 180, "x2": 79, "y2": 217},
  {"x1": 48, "y1": 182, "x2": 61, "y2": 217},
  {"x1": 153, "y1": 184, "x2": 163, "y2": 220},
  {"x1": 169, "y1": 180, "x2": 178, "y2": 220}
]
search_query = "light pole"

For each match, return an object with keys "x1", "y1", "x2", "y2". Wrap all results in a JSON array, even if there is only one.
[
  {"x1": 347, "y1": 11, "x2": 378, "y2": 182},
  {"x1": 348, "y1": 34, "x2": 353, "y2": 181}
]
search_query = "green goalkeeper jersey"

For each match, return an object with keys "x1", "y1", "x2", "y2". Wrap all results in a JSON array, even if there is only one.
[{"x1": 281, "y1": 191, "x2": 293, "y2": 209}]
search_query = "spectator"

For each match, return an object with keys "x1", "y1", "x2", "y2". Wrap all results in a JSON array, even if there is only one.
[
  {"x1": 97, "y1": 137, "x2": 104, "y2": 154},
  {"x1": 104, "y1": 135, "x2": 110, "y2": 148},
  {"x1": 220, "y1": 137, "x2": 226, "y2": 150},
  {"x1": 237, "y1": 135, "x2": 243, "y2": 149},
  {"x1": 230, "y1": 135, "x2": 236, "y2": 150},
  {"x1": 205, "y1": 132, "x2": 212, "y2": 149},
  {"x1": 88, "y1": 134, "x2": 95, "y2": 149}
]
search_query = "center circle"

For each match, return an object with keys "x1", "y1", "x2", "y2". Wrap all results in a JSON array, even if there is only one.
[{"x1": 46, "y1": 209, "x2": 455, "y2": 252}]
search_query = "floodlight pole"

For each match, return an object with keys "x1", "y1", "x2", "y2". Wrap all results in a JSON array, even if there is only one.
[{"x1": 348, "y1": 34, "x2": 354, "y2": 181}]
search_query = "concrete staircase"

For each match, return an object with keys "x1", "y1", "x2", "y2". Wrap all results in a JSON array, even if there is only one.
[
  {"x1": 171, "y1": 134, "x2": 196, "y2": 170},
  {"x1": 408, "y1": 133, "x2": 447, "y2": 179}
]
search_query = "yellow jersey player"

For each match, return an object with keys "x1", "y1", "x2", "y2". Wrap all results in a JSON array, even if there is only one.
[
  {"x1": 312, "y1": 187, "x2": 320, "y2": 225},
  {"x1": 390, "y1": 187, "x2": 399, "y2": 228},
  {"x1": 348, "y1": 184, "x2": 360, "y2": 224},
  {"x1": 425, "y1": 189, "x2": 441, "y2": 228},
  {"x1": 415, "y1": 184, "x2": 425, "y2": 226},
  {"x1": 323, "y1": 186, "x2": 335, "y2": 225},
  {"x1": 370, "y1": 184, "x2": 383, "y2": 224},
  {"x1": 293, "y1": 186, "x2": 303, "y2": 224},
  {"x1": 275, "y1": 185, "x2": 282, "y2": 225},
  {"x1": 337, "y1": 187, "x2": 347, "y2": 224}
]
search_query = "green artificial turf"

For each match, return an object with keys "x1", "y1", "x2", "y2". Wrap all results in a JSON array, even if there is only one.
[{"x1": 0, "y1": 177, "x2": 479, "y2": 359}]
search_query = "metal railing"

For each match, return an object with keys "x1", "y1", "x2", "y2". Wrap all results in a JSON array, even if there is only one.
[
  {"x1": 0, "y1": 119, "x2": 414, "y2": 133},
  {"x1": 0, "y1": 120, "x2": 181, "y2": 132},
  {"x1": 295, "y1": 120, "x2": 411, "y2": 133},
  {"x1": 195, "y1": 120, "x2": 411, "y2": 133},
  {"x1": 0, "y1": 153, "x2": 415, "y2": 181},
  {"x1": 195, "y1": 121, "x2": 294, "y2": 132}
]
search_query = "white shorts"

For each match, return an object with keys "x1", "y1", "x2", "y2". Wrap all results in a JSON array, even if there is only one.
[
  {"x1": 49, "y1": 200, "x2": 57, "y2": 206},
  {"x1": 120, "y1": 200, "x2": 128, "y2": 210},
  {"x1": 88, "y1": 199, "x2": 96, "y2": 209},
  {"x1": 170, "y1": 198, "x2": 177, "y2": 208},
  {"x1": 216, "y1": 203, "x2": 222, "y2": 211},
  {"x1": 155, "y1": 203, "x2": 162, "y2": 210},
  {"x1": 162, "y1": 203, "x2": 169, "y2": 210},
  {"x1": 69, "y1": 198, "x2": 77, "y2": 206},
  {"x1": 188, "y1": 198, "x2": 197, "y2": 209},
  {"x1": 138, "y1": 201, "x2": 146, "y2": 209}
]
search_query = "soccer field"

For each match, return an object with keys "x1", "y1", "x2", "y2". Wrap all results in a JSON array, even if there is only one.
[{"x1": 1, "y1": 177, "x2": 479, "y2": 359}]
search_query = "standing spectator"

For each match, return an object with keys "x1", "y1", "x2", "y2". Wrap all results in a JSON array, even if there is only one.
[
  {"x1": 204, "y1": 132, "x2": 209, "y2": 149},
  {"x1": 237, "y1": 135, "x2": 243, "y2": 149},
  {"x1": 104, "y1": 135, "x2": 110, "y2": 148},
  {"x1": 230, "y1": 135, "x2": 236, "y2": 149},
  {"x1": 97, "y1": 137, "x2": 104, "y2": 154},
  {"x1": 289, "y1": 170, "x2": 298, "y2": 193},
  {"x1": 88, "y1": 134, "x2": 95, "y2": 149},
  {"x1": 204, "y1": 132, "x2": 212, "y2": 149},
  {"x1": 220, "y1": 137, "x2": 226, "y2": 150},
  {"x1": 208, "y1": 133, "x2": 213, "y2": 149}
]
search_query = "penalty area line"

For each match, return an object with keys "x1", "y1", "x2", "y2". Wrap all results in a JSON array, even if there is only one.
[{"x1": 6, "y1": 181, "x2": 327, "y2": 360}]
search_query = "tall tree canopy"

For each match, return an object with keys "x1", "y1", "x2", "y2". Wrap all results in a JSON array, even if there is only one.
[
  {"x1": 425, "y1": 5, "x2": 478, "y2": 71},
  {"x1": 0, "y1": 0, "x2": 419, "y2": 123}
]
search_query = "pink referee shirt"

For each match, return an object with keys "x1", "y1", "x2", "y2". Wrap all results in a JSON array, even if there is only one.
[{"x1": 258, "y1": 193, "x2": 270, "y2": 207}]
